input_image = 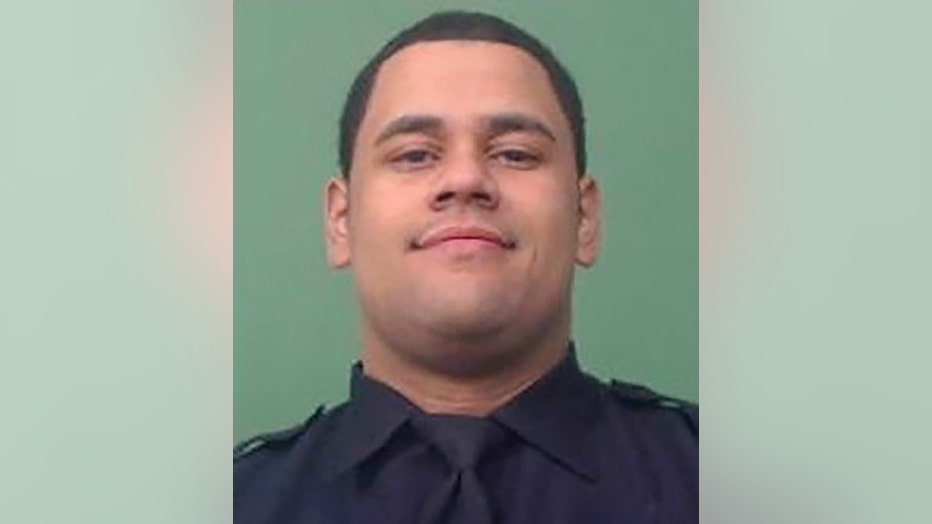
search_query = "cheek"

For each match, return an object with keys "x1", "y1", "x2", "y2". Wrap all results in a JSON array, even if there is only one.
[
  {"x1": 347, "y1": 181, "x2": 417, "y2": 258},
  {"x1": 505, "y1": 178, "x2": 579, "y2": 248}
]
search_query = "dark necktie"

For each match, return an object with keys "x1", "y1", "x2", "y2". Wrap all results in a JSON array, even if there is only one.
[{"x1": 411, "y1": 413, "x2": 508, "y2": 524}]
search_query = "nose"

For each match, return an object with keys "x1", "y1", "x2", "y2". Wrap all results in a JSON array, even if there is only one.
[{"x1": 429, "y1": 151, "x2": 500, "y2": 211}]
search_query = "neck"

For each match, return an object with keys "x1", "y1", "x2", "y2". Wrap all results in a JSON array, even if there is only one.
[{"x1": 361, "y1": 332, "x2": 570, "y2": 417}]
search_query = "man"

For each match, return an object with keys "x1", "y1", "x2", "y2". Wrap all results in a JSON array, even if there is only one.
[{"x1": 235, "y1": 10, "x2": 697, "y2": 524}]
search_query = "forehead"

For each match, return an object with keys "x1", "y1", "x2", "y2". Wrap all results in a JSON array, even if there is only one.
[{"x1": 359, "y1": 40, "x2": 569, "y2": 139}]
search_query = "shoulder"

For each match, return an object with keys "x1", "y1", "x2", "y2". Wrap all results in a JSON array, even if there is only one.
[
  {"x1": 234, "y1": 405, "x2": 327, "y2": 463},
  {"x1": 234, "y1": 404, "x2": 349, "y2": 522},
  {"x1": 234, "y1": 402, "x2": 355, "y2": 506},
  {"x1": 234, "y1": 403, "x2": 347, "y2": 484},
  {"x1": 599, "y1": 378, "x2": 698, "y2": 511},
  {"x1": 604, "y1": 378, "x2": 698, "y2": 439}
]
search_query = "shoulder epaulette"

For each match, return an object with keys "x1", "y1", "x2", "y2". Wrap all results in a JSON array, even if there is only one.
[
  {"x1": 234, "y1": 405, "x2": 326, "y2": 461},
  {"x1": 609, "y1": 380, "x2": 698, "y2": 437}
]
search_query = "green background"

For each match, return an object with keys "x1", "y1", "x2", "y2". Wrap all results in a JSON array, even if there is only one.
[{"x1": 235, "y1": 0, "x2": 697, "y2": 441}]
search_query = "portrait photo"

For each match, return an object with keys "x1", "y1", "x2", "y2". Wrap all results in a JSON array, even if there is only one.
[{"x1": 234, "y1": 2, "x2": 696, "y2": 522}]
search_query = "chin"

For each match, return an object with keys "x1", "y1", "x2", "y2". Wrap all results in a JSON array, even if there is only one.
[
  {"x1": 427, "y1": 311, "x2": 507, "y2": 339},
  {"x1": 417, "y1": 297, "x2": 512, "y2": 337}
]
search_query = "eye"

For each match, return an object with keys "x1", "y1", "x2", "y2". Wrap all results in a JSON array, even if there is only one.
[
  {"x1": 491, "y1": 148, "x2": 541, "y2": 169},
  {"x1": 389, "y1": 148, "x2": 439, "y2": 171}
]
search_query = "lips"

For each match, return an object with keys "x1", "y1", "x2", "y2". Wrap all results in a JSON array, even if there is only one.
[{"x1": 414, "y1": 224, "x2": 515, "y2": 250}]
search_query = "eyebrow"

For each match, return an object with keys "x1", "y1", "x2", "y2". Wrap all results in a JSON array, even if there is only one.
[
  {"x1": 374, "y1": 114, "x2": 444, "y2": 145},
  {"x1": 484, "y1": 112, "x2": 556, "y2": 142},
  {"x1": 373, "y1": 112, "x2": 557, "y2": 146}
]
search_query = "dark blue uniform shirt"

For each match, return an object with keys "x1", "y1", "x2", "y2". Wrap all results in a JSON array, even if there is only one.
[{"x1": 235, "y1": 347, "x2": 698, "y2": 523}]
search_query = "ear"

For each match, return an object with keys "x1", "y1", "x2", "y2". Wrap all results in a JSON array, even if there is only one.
[
  {"x1": 324, "y1": 177, "x2": 352, "y2": 268},
  {"x1": 575, "y1": 175, "x2": 602, "y2": 267}
]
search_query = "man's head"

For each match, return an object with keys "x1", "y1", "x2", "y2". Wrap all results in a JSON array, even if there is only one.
[{"x1": 324, "y1": 11, "x2": 602, "y2": 377}]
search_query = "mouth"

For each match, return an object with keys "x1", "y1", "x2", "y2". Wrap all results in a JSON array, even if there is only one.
[{"x1": 412, "y1": 224, "x2": 516, "y2": 251}]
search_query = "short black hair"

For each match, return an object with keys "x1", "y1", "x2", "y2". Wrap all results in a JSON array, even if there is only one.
[{"x1": 338, "y1": 10, "x2": 587, "y2": 178}]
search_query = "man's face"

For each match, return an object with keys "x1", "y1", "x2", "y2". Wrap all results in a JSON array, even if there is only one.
[{"x1": 326, "y1": 41, "x2": 601, "y2": 371}]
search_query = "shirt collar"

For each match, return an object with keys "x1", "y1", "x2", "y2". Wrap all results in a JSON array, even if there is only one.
[
  {"x1": 320, "y1": 342, "x2": 602, "y2": 482},
  {"x1": 319, "y1": 362, "x2": 417, "y2": 481},
  {"x1": 492, "y1": 343, "x2": 602, "y2": 481}
]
